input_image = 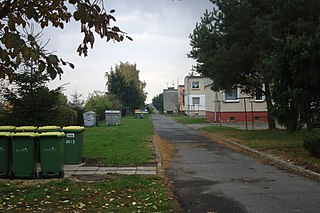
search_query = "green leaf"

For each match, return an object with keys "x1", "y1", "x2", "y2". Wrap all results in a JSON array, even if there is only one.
[
  {"x1": 112, "y1": 26, "x2": 120, "y2": 32},
  {"x1": 56, "y1": 67, "x2": 63, "y2": 75},
  {"x1": 22, "y1": 48, "x2": 30, "y2": 61},
  {"x1": 69, "y1": 63, "x2": 75, "y2": 69},
  {"x1": 69, "y1": 0, "x2": 78, "y2": 4},
  {"x1": 38, "y1": 60, "x2": 46, "y2": 72},
  {"x1": 26, "y1": 4, "x2": 35, "y2": 19},
  {"x1": 94, "y1": 5, "x2": 101, "y2": 13},
  {"x1": 48, "y1": 55, "x2": 58, "y2": 64},
  {"x1": 73, "y1": 10, "x2": 82, "y2": 21},
  {"x1": 126, "y1": 36, "x2": 133, "y2": 41},
  {"x1": 110, "y1": 9, "x2": 116, "y2": 13},
  {"x1": 47, "y1": 66, "x2": 57, "y2": 80},
  {"x1": 0, "y1": 70, "x2": 5, "y2": 79}
]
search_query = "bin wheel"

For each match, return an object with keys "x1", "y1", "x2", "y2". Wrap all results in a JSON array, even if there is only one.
[
  {"x1": 59, "y1": 171, "x2": 64, "y2": 178},
  {"x1": 32, "y1": 171, "x2": 37, "y2": 179},
  {"x1": 38, "y1": 171, "x2": 43, "y2": 179},
  {"x1": 8, "y1": 170, "x2": 13, "y2": 180}
]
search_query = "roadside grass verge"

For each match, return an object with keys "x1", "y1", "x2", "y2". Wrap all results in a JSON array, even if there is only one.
[
  {"x1": 0, "y1": 175, "x2": 176, "y2": 212},
  {"x1": 200, "y1": 125, "x2": 320, "y2": 173},
  {"x1": 83, "y1": 117, "x2": 153, "y2": 166},
  {"x1": 167, "y1": 114, "x2": 209, "y2": 124}
]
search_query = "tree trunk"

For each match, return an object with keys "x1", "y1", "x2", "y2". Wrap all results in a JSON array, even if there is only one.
[{"x1": 264, "y1": 82, "x2": 276, "y2": 129}]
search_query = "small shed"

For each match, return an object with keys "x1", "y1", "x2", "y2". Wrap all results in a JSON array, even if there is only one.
[
  {"x1": 83, "y1": 111, "x2": 98, "y2": 127},
  {"x1": 105, "y1": 110, "x2": 121, "y2": 126}
]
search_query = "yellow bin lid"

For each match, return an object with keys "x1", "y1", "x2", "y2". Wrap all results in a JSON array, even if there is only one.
[
  {"x1": 0, "y1": 126, "x2": 16, "y2": 131},
  {"x1": 39, "y1": 132, "x2": 66, "y2": 137},
  {"x1": 62, "y1": 126, "x2": 85, "y2": 132},
  {"x1": 15, "y1": 126, "x2": 38, "y2": 132},
  {"x1": 37, "y1": 126, "x2": 61, "y2": 131},
  {"x1": 12, "y1": 132, "x2": 38, "y2": 138},
  {"x1": 0, "y1": 132, "x2": 11, "y2": 137}
]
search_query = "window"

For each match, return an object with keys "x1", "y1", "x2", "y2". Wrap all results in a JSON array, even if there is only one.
[
  {"x1": 192, "y1": 97, "x2": 200, "y2": 105},
  {"x1": 225, "y1": 88, "x2": 238, "y2": 102},
  {"x1": 255, "y1": 90, "x2": 264, "y2": 101},
  {"x1": 192, "y1": 81, "x2": 200, "y2": 89}
]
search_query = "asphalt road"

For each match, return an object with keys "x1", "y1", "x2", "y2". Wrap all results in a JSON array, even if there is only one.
[{"x1": 151, "y1": 114, "x2": 320, "y2": 213}]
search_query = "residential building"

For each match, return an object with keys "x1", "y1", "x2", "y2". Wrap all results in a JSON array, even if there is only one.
[
  {"x1": 177, "y1": 85, "x2": 185, "y2": 113},
  {"x1": 205, "y1": 81, "x2": 268, "y2": 123},
  {"x1": 184, "y1": 76, "x2": 206, "y2": 117},
  {"x1": 163, "y1": 87, "x2": 178, "y2": 113}
]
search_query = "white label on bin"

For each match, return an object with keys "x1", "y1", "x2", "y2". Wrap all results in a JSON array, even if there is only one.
[
  {"x1": 16, "y1": 147, "x2": 28, "y2": 152},
  {"x1": 0, "y1": 146, "x2": 4, "y2": 151},
  {"x1": 66, "y1": 139, "x2": 76, "y2": 144},
  {"x1": 66, "y1": 133, "x2": 75, "y2": 138},
  {"x1": 44, "y1": 147, "x2": 56, "y2": 152}
]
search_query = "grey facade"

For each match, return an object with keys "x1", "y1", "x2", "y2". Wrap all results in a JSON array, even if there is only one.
[{"x1": 163, "y1": 87, "x2": 178, "y2": 113}]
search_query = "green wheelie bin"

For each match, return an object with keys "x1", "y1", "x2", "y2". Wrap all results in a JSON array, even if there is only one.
[
  {"x1": 0, "y1": 132, "x2": 11, "y2": 177},
  {"x1": 61, "y1": 126, "x2": 85, "y2": 164},
  {"x1": 15, "y1": 126, "x2": 38, "y2": 132},
  {"x1": 38, "y1": 132, "x2": 65, "y2": 178},
  {"x1": 0, "y1": 126, "x2": 16, "y2": 132},
  {"x1": 37, "y1": 126, "x2": 61, "y2": 133},
  {"x1": 11, "y1": 133, "x2": 38, "y2": 179},
  {"x1": 37, "y1": 126, "x2": 61, "y2": 164}
]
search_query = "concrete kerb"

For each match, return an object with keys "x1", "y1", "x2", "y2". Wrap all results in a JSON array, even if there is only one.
[
  {"x1": 63, "y1": 166, "x2": 158, "y2": 178},
  {"x1": 151, "y1": 134, "x2": 164, "y2": 175}
]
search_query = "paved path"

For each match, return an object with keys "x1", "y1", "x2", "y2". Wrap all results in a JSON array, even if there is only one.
[
  {"x1": 151, "y1": 114, "x2": 320, "y2": 213},
  {"x1": 63, "y1": 165, "x2": 157, "y2": 178}
]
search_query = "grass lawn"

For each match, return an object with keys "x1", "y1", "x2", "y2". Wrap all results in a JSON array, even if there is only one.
[
  {"x1": 83, "y1": 117, "x2": 153, "y2": 166},
  {"x1": 167, "y1": 114, "x2": 209, "y2": 124},
  {"x1": 200, "y1": 125, "x2": 320, "y2": 173},
  {"x1": 0, "y1": 116, "x2": 180, "y2": 212},
  {"x1": 0, "y1": 175, "x2": 176, "y2": 212}
]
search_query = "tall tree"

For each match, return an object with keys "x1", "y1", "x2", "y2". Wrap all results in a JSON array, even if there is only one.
[
  {"x1": 189, "y1": 0, "x2": 320, "y2": 131},
  {"x1": 189, "y1": 1, "x2": 277, "y2": 129},
  {"x1": 106, "y1": 62, "x2": 147, "y2": 110},
  {"x1": 152, "y1": 93, "x2": 164, "y2": 113},
  {"x1": 0, "y1": 0, "x2": 131, "y2": 80},
  {"x1": 84, "y1": 90, "x2": 121, "y2": 120},
  {"x1": 69, "y1": 91, "x2": 85, "y2": 125},
  {"x1": 3, "y1": 61, "x2": 63, "y2": 126},
  {"x1": 266, "y1": 0, "x2": 320, "y2": 132}
]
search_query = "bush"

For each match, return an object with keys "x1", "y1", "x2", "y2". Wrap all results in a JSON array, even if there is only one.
[
  {"x1": 51, "y1": 106, "x2": 77, "y2": 126},
  {"x1": 303, "y1": 132, "x2": 320, "y2": 158}
]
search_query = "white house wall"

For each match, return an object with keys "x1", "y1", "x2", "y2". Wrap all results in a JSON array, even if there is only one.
[
  {"x1": 184, "y1": 76, "x2": 207, "y2": 117},
  {"x1": 205, "y1": 86, "x2": 268, "y2": 122}
]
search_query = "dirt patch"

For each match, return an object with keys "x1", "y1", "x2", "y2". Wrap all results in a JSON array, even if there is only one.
[
  {"x1": 82, "y1": 157, "x2": 106, "y2": 167},
  {"x1": 151, "y1": 134, "x2": 176, "y2": 170},
  {"x1": 75, "y1": 175, "x2": 108, "y2": 182},
  {"x1": 0, "y1": 178, "x2": 61, "y2": 187},
  {"x1": 151, "y1": 134, "x2": 182, "y2": 212}
]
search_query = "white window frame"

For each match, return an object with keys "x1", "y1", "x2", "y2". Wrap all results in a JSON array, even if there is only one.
[
  {"x1": 255, "y1": 88, "x2": 265, "y2": 102},
  {"x1": 224, "y1": 88, "x2": 239, "y2": 103},
  {"x1": 192, "y1": 97, "x2": 200, "y2": 105},
  {"x1": 191, "y1": 81, "x2": 200, "y2": 89}
]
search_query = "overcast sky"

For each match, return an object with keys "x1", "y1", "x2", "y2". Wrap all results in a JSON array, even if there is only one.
[{"x1": 47, "y1": 0, "x2": 214, "y2": 103}]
